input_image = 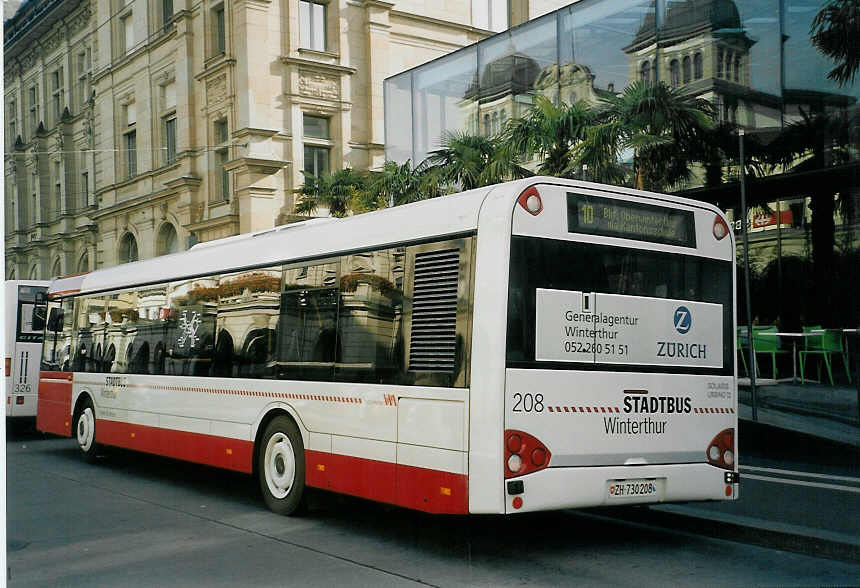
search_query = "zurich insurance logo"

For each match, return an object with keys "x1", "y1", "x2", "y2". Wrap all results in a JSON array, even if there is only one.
[{"x1": 674, "y1": 306, "x2": 692, "y2": 334}]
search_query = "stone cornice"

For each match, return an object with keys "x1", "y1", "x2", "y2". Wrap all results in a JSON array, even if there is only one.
[
  {"x1": 223, "y1": 156, "x2": 289, "y2": 173},
  {"x1": 186, "y1": 214, "x2": 239, "y2": 232},
  {"x1": 389, "y1": 9, "x2": 494, "y2": 38},
  {"x1": 280, "y1": 56, "x2": 356, "y2": 76}
]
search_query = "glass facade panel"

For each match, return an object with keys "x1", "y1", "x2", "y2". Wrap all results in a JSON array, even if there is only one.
[
  {"x1": 412, "y1": 46, "x2": 478, "y2": 164},
  {"x1": 383, "y1": 72, "x2": 413, "y2": 163},
  {"x1": 475, "y1": 17, "x2": 557, "y2": 132}
]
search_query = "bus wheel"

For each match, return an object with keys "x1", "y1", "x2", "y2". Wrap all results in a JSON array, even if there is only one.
[
  {"x1": 74, "y1": 398, "x2": 98, "y2": 462},
  {"x1": 258, "y1": 416, "x2": 306, "y2": 515}
]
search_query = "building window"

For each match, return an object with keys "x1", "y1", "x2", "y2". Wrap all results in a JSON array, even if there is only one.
[
  {"x1": 8, "y1": 99, "x2": 16, "y2": 146},
  {"x1": 214, "y1": 119, "x2": 229, "y2": 201},
  {"x1": 725, "y1": 51, "x2": 733, "y2": 81},
  {"x1": 304, "y1": 146, "x2": 329, "y2": 177},
  {"x1": 212, "y1": 3, "x2": 226, "y2": 55},
  {"x1": 302, "y1": 113, "x2": 331, "y2": 178},
  {"x1": 124, "y1": 102, "x2": 137, "y2": 178},
  {"x1": 300, "y1": 0, "x2": 326, "y2": 52},
  {"x1": 162, "y1": 0, "x2": 174, "y2": 30},
  {"x1": 77, "y1": 49, "x2": 91, "y2": 108},
  {"x1": 694, "y1": 52, "x2": 703, "y2": 80},
  {"x1": 54, "y1": 161, "x2": 62, "y2": 214},
  {"x1": 119, "y1": 232, "x2": 139, "y2": 264},
  {"x1": 156, "y1": 223, "x2": 179, "y2": 256},
  {"x1": 81, "y1": 171, "x2": 89, "y2": 209},
  {"x1": 51, "y1": 67, "x2": 64, "y2": 123},
  {"x1": 473, "y1": 0, "x2": 508, "y2": 33},
  {"x1": 682, "y1": 56, "x2": 691, "y2": 84},
  {"x1": 303, "y1": 114, "x2": 329, "y2": 139},
  {"x1": 734, "y1": 56, "x2": 741, "y2": 82},
  {"x1": 121, "y1": 12, "x2": 134, "y2": 55},
  {"x1": 28, "y1": 86, "x2": 39, "y2": 134},
  {"x1": 717, "y1": 48, "x2": 723, "y2": 78},
  {"x1": 669, "y1": 59, "x2": 680, "y2": 87},
  {"x1": 163, "y1": 117, "x2": 176, "y2": 164},
  {"x1": 31, "y1": 193, "x2": 37, "y2": 226},
  {"x1": 640, "y1": 61, "x2": 650, "y2": 83},
  {"x1": 483, "y1": 113, "x2": 490, "y2": 136},
  {"x1": 125, "y1": 131, "x2": 137, "y2": 177}
]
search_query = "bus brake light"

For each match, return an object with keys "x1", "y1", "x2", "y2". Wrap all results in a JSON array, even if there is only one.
[
  {"x1": 713, "y1": 215, "x2": 729, "y2": 240},
  {"x1": 505, "y1": 429, "x2": 551, "y2": 478},
  {"x1": 5, "y1": 357, "x2": 10, "y2": 377},
  {"x1": 517, "y1": 186, "x2": 543, "y2": 216},
  {"x1": 706, "y1": 428, "x2": 735, "y2": 470}
]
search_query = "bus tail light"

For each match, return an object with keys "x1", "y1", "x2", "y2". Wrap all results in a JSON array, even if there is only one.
[
  {"x1": 505, "y1": 429, "x2": 551, "y2": 478},
  {"x1": 517, "y1": 186, "x2": 543, "y2": 216},
  {"x1": 713, "y1": 215, "x2": 729, "y2": 240},
  {"x1": 5, "y1": 357, "x2": 10, "y2": 377},
  {"x1": 706, "y1": 428, "x2": 735, "y2": 470}
]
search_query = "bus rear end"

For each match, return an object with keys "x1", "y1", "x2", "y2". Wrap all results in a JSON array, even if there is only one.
[{"x1": 502, "y1": 182, "x2": 737, "y2": 513}]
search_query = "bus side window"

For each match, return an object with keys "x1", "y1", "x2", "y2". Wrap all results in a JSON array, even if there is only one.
[
  {"x1": 215, "y1": 268, "x2": 282, "y2": 379},
  {"x1": 335, "y1": 247, "x2": 406, "y2": 384},
  {"x1": 166, "y1": 278, "x2": 217, "y2": 376},
  {"x1": 275, "y1": 261, "x2": 340, "y2": 382}
]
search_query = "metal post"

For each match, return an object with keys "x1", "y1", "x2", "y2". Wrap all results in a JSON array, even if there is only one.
[{"x1": 739, "y1": 129, "x2": 757, "y2": 420}]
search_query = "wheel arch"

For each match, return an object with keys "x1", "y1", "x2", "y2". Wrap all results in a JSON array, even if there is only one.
[{"x1": 251, "y1": 403, "x2": 307, "y2": 475}]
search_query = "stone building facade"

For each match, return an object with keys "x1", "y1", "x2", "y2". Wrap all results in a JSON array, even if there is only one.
[{"x1": 5, "y1": 0, "x2": 573, "y2": 279}]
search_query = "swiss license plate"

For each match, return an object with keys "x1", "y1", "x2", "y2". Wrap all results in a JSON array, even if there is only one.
[{"x1": 607, "y1": 479, "x2": 659, "y2": 499}]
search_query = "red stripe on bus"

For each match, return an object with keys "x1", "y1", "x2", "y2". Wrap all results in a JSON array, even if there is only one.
[
  {"x1": 305, "y1": 449, "x2": 468, "y2": 514},
  {"x1": 96, "y1": 420, "x2": 254, "y2": 474},
  {"x1": 36, "y1": 372, "x2": 73, "y2": 437}
]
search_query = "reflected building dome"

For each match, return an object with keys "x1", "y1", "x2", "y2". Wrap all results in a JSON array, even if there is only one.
[
  {"x1": 465, "y1": 52, "x2": 542, "y2": 104},
  {"x1": 628, "y1": 0, "x2": 748, "y2": 51}
]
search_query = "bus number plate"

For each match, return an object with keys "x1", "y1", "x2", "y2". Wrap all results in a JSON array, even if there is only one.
[{"x1": 607, "y1": 479, "x2": 659, "y2": 499}]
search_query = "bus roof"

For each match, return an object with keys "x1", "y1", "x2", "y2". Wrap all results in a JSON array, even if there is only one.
[{"x1": 56, "y1": 184, "x2": 497, "y2": 296}]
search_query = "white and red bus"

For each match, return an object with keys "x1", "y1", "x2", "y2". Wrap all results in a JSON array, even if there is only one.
[
  {"x1": 38, "y1": 178, "x2": 738, "y2": 515},
  {"x1": 5, "y1": 280, "x2": 49, "y2": 419}
]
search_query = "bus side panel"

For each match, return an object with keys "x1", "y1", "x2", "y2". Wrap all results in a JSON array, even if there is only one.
[
  {"x1": 95, "y1": 419, "x2": 254, "y2": 473},
  {"x1": 305, "y1": 449, "x2": 468, "y2": 514},
  {"x1": 36, "y1": 372, "x2": 73, "y2": 436}
]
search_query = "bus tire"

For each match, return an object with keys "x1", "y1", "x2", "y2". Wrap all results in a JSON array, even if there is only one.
[
  {"x1": 258, "y1": 416, "x2": 306, "y2": 516},
  {"x1": 74, "y1": 397, "x2": 98, "y2": 463}
]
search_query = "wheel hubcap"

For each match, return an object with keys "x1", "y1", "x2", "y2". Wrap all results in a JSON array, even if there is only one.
[
  {"x1": 264, "y1": 432, "x2": 295, "y2": 499},
  {"x1": 77, "y1": 407, "x2": 94, "y2": 452}
]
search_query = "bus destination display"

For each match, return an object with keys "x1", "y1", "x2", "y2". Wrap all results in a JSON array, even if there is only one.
[{"x1": 567, "y1": 193, "x2": 696, "y2": 247}]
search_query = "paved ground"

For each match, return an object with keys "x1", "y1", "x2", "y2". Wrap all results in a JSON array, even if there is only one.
[{"x1": 6, "y1": 426, "x2": 860, "y2": 587}]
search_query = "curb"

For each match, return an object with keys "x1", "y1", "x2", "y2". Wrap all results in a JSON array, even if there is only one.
[{"x1": 595, "y1": 504, "x2": 859, "y2": 563}]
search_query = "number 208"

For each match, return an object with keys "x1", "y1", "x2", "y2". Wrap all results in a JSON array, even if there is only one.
[{"x1": 512, "y1": 393, "x2": 544, "y2": 413}]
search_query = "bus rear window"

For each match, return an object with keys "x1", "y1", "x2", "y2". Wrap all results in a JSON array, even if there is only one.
[{"x1": 506, "y1": 236, "x2": 732, "y2": 375}]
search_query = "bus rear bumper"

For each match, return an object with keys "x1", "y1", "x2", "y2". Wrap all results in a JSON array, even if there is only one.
[{"x1": 503, "y1": 463, "x2": 738, "y2": 513}]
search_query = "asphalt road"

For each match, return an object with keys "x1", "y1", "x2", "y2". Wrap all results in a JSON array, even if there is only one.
[{"x1": 6, "y1": 427, "x2": 860, "y2": 587}]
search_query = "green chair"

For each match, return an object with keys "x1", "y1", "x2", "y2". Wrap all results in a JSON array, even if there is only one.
[
  {"x1": 751, "y1": 326, "x2": 789, "y2": 379},
  {"x1": 800, "y1": 327, "x2": 852, "y2": 385},
  {"x1": 737, "y1": 327, "x2": 749, "y2": 376}
]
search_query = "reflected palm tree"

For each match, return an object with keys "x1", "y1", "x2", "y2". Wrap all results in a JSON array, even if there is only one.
[
  {"x1": 810, "y1": 0, "x2": 860, "y2": 87},
  {"x1": 425, "y1": 131, "x2": 531, "y2": 191},
  {"x1": 573, "y1": 81, "x2": 715, "y2": 191},
  {"x1": 503, "y1": 95, "x2": 596, "y2": 178}
]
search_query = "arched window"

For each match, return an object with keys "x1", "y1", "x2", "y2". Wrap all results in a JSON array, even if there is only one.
[
  {"x1": 119, "y1": 232, "x2": 138, "y2": 264},
  {"x1": 103, "y1": 344, "x2": 116, "y2": 373},
  {"x1": 682, "y1": 56, "x2": 691, "y2": 84},
  {"x1": 78, "y1": 250, "x2": 89, "y2": 273},
  {"x1": 694, "y1": 53, "x2": 703, "y2": 80},
  {"x1": 51, "y1": 258, "x2": 61, "y2": 278},
  {"x1": 669, "y1": 59, "x2": 680, "y2": 87},
  {"x1": 491, "y1": 111, "x2": 499, "y2": 135},
  {"x1": 725, "y1": 52, "x2": 733, "y2": 80},
  {"x1": 8, "y1": 269, "x2": 15, "y2": 280},
  {"x1": 640, "y1": 61, "x2": 650, "y2": 83},
  {"x1": 483, "y1": 113, "x2": 491, "y2": 137},
  {"x1": 156, "y1": 223, "x2": 179, "y2": 256},
  {"x1": 500, "y1": 109, "x2": 507, "y2": 128},
  {"x1": 29, "y1": 264, "x2": 39, "y2": 279},
  {"x1": 734, "y1": 56, "x2": 741, "y2": 82},
  {"x1": 717, "y1": 49, "x2": 724, "y2": 78}
]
